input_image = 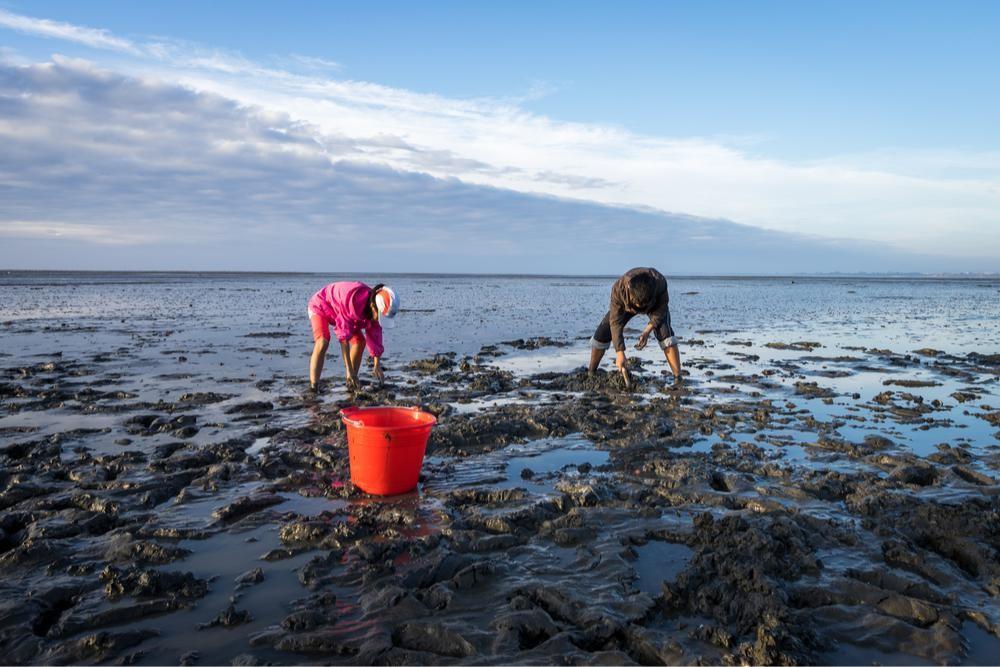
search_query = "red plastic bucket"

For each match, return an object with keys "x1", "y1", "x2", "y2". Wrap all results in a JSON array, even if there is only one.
[{"x1": 340, "y1": 406, "x2": 436, "y2": 495}]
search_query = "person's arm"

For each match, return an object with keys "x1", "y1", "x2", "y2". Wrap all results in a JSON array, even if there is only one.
[
  {"x1": 609, "y1": 303, "x2": 632, "y2": 372},
  {"x1": 637, "y1": 287, "x2": 669, "y2": 350},
  {"x1": 609, "y1": 300, "x2": 630, "y2": 355},
  {"x1": 366, "y1": 323, "x2": 385, "y2": 383}
]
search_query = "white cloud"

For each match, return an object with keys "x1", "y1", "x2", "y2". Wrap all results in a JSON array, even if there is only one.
[
  {"x1": 0, "y1": 9, "x2": 138, "y2": 53},
  {"x1": 0, "y1": 220, "x2": 157, "y2": 244},
  {"x1": 288, "y1": 54, "x2": 343, "y2": 71},
  {"x1": 0, "y1": 8, "x2": 998, "y2": 264},
  {"x1": 2, "y1": 58, "x2": 960, "y2": 274}
]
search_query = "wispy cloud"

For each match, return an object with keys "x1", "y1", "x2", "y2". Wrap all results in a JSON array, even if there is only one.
[
  {"x1": 0, "y1": 9, "x2": 138, "y2": 53},
  {"x1": 288, "y1": 53, "x2": 343, "y2": 71},
  {"x1": 0, "y1": 220, "x2": 157, "y2": 244}
]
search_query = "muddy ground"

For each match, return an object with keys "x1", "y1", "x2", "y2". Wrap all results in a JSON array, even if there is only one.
[
  {"x1": 2, "y1": 271, "x2": 1000, "y2": 666},
  {"x1": 2, "y1": 325, "x2": 999, "y2": 666}
]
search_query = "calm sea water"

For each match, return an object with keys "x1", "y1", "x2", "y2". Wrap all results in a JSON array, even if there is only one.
[{"x1": 3, "y1": 271, "x2": 999, "y2": 363}]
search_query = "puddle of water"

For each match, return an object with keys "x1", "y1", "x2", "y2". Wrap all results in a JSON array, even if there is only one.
[
  {"x1": 102, "y1": 524, "x2": 322, "y2": 665},
  {"x1": 0, "y1": 410, "x2": 119, "y2": 434},
  {"x1": 960, "y1": 622, "x2": 1000, "y2": 666},
  {"x1": 497, "y1": 438, "x2": 610, "y2": 494},
  {"x1": 493, "y1": 345, "x2": 588, "y2": 375},
  {"x1": 820, "y1": 641, "x2": 935, "y2": 666},
  {"x1": 423, "y1": 433, "x2": 608, "y2": 495},
  {"x1": 275, "y1": 491, "x2": 347, "y2": 517},
  {"x1": 246, "y1": 437, "x2": 271, "y2": 455},
  {"x1": 448, "y1": 393, "x2": 535, "y2": 415},
  {"x1": 633, "y1": 540, "x2": 694, "y2": 595}
]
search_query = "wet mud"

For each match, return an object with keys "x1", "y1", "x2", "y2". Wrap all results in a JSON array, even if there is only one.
[{"x1": 2, "y1": 274, "x2": 1000, "y2": 665}]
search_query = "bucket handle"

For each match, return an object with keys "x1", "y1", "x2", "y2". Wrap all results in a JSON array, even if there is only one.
[{"x1": 340, "y1": 406, "x2": 435, "y2": 431}]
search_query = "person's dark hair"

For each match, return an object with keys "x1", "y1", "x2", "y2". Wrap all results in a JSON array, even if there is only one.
[
  {"x1": 365, "y1": 283, "x2": 386, "y2": 319},
  {"x1": 629, "y1": 273, "x2": 655, "y2": 308}
]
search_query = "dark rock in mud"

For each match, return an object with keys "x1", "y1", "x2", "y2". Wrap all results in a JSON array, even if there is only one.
[
  {"x1": 100, "y1": 565, "x2": 208, "y2": 600},
  {"x1": 408, "y1": 353, "x2": 456, "y2": 374},
  {"x1": 690, "y1": 623, "x2": 735, "y2": 649},
  {"x1": 123, "y1": 413, "x2": 198, "y2": 438},
  {"x1": 42, "y1": 629, "x2": 159, "y2": 665},
  {"x1": 47, "y1": 592, "x2": 180, "y2": 639},
  {"x1": 199, "y1": 604, "x2": 253, "y2": 629},
  {"x1": 224, "y1": 401, "x2": 273, "y2": 415},
  {"x1": 927, "y1": 443, "x2": 972, "y2": 465},
  {"x1": 234, "y1": 567, "x2": 265, "y2": 588},
  {"x1": 979, "y1": 411, "x2": 1000, "y2": 427},
  {"x1": 179, "y1": 650, "x2": 200, "y2": 665},
  {"x1": 298, "y1": 550, "x2": 344, "y2": 589},
  {"x1": 863, "y1": 434, "x2": 894, "y2": 450},
  {"x1": 491, "y1": 608, "x2": 560, "y2": 651},
  {"x1": 765, "y1": 341, "x2": 822, "y2": 351},
  {"x1": 392, "y1": 621, "x2": 477, "y2": 658},
  {"x1": 966, "y1": 352, "x2": 1000, "y2": 367},
  {"x1": 401, "y1": 552, "x2": 475, "y2": 590},
  {"x1": 243, "y1": 331, "x2": 293, "y2": 339},
  {"x1": 794, "y1": 381, "x2": 836, "y2": 398},
  {"x1": 178, "y1": 392, "x2": 235, "y2": 405},
  {"x1": 889, "y1": 464, "x2": 939, "y2": 487},
  {"x1": 279, "y1": 520, "x2": 340, "y2": 547},
  {"x1": 951, "y1": 465, "x2": 995, "y2": 486},
  {"x1": 212, "y1": 493, "x2": 284, "y2": 523},
  {"x1": 104, "y1": 535, "x2": 191, "y2": 565},
  {"x1": 884, "y1": 378, "x2": 941, "y2": 388},
  {"x1": 501, "y1": 337, "x2": 570, "y2": 350}
]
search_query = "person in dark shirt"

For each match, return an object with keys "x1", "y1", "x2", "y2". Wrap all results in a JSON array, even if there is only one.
[{"x1": 588, "y1": 267, "x2": 682, "y2": 387}]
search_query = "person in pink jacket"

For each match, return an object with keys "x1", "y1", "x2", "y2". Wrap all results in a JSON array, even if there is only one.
[{"x1": 308, "y1": 281, "x2": 399, "y2": 391}]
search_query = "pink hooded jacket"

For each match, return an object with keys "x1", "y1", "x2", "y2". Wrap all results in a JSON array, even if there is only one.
[{"x1": 308, "y1": 282, "x2": 384, "y2": 357}]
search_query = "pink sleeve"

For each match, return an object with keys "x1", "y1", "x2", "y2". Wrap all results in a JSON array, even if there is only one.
[{"x1": 366, "y1": 322, "x2": 384, "y2": 358}]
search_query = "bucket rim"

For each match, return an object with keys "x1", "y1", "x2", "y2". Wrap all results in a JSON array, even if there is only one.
[{"x1": 340, "y1": 405, "x2": 437, "y2": 431}]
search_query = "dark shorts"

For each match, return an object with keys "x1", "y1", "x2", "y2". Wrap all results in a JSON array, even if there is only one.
[{"x1": 591, "y1": 310, "x2": 677, "y2": 350}]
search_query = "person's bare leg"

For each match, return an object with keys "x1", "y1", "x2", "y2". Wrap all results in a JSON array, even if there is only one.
[
  {"x1": 588, "y1": 347, "x2": 606, "y2": 374},
  {"x1": 309, "y1": 338, "x2": 329, "y2": 389},
  {"x1": 340, "y1": 341, "x2": 353, "y2": 386},
  {"x1": 348, "y1": 340, "x2": 365, "y2": 380},
  {"x1": 664, "y1": 344, "x2": 682, "y2": 383}
]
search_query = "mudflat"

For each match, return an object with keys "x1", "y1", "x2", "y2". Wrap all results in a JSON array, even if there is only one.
[{"x1": 1, "y1": 273, "x2": 999, "y2": 665}]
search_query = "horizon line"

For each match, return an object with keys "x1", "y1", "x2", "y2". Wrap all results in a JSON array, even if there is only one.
[{"x1": 3, "y1": 269, "x2": 999, "y2": 280}]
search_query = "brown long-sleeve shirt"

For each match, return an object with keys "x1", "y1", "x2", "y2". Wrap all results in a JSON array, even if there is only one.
[{"x1": 608, "y1": 267, "x2": 669, "y2": 353}]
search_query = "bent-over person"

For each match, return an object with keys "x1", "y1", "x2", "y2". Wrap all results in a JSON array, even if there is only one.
[{"x1": 588, "y1": 267, "x2": 682, "y2": 387}]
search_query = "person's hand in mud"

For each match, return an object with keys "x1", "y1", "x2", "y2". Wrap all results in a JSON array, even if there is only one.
[
  {"x1": 372, "y1": 357, "x2": 385, "y2": 386},
  {"x1": 615, "y1": 350, "x2": 633, "y2": 389}
]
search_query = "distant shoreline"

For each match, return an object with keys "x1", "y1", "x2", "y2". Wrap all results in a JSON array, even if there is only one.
[{"x1": 2, "y1": 269, "x2": 998, "y2": 280}]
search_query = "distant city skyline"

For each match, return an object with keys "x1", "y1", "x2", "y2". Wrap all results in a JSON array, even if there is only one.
[{"x1": 1, "y1": 1, "x2": 998, "y2": 273}]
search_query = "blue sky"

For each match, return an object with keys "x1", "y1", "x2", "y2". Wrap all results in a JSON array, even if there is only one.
[{"x1": 0, "y1": 1, "x2": 998, "y2": 272}]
